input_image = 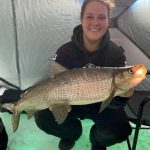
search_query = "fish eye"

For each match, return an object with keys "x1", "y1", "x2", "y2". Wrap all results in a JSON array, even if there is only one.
[{"x1": 129, "y1": 68, "x2": 134, "y2": 74}]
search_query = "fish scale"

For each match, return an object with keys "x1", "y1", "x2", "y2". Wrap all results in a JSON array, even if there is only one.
[{"x1": 48, "y1": 68, "x2": 113, "y2": 104}]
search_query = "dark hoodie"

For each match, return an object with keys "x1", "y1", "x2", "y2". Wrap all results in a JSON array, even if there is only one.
[
  {"x1": 55, "y1": 25, "x2": 128, "y2": 110},
  {"x1": 55, "y1": 25, "x2": 126, "y2": 69}
]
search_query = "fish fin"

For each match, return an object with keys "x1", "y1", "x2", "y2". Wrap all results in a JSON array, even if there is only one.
[
  {"x1": 100, "y1": 74, "x2": 118, "y2": 113},
  {"x1": 2, "y1": 103, "x2": 14, "y2": 112},
  {"x1": 100, "y1": 98, "x2": 112, "y2": 113},
  {"x1": 0, "y1": 103, "x2": 3, "y2": 111},
  {"x1": 26, "y1": 110, "x2": 37, "y2": 119},
  {"x1": 99, "y1": 88, "x2": 116, "y2": 113},
  {"x1": 49, "y1": 60, "x2": 68, "y2": 76},
  {"x1": 51, "y1": 103, "x2": 71, "y2": 124},
  {"x1": 12, "y1": 111, "x2": 20, "y2": 132}
]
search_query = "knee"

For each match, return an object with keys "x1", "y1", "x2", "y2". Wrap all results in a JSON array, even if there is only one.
[
  {"x1": 98, "y1": 123, "x2": 132, "y2": 139},
  {"x1": 90, "y1": 123, "x2": 132, "y2": 146},
  {"x1": 34, "y1": 110, "x2": 56, "y2": 134},
  {"x1": 63, "y1": 119, "x2": 82, "y2": 140},
  {"x1": 34, "y1": 111, "x2": 82, "y2": 140}
]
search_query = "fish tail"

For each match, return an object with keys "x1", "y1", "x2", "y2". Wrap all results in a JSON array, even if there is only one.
[
  {"x1": 12, "y1": 112, "x2": 20, "y2": 132},
  {"x1": 2, "y1": 103, "x2": 20, "y2": 132},
  {"x1": 2, "y1": 103, "x2": 14, "y2": 112}
]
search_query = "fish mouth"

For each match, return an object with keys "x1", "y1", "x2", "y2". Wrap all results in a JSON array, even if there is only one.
[
  {"x1": 132, "y1": 64, "x2": 147, "y2": 77},
  {"x1": 120, "y1": 64, "x2": 147, "y2": 90},
  {"x1": 131, "y1": 75, "x2": 146, "y2": 86},
  {"x1": 131, "y1": 74, "x2": 145, "y2": 84}
]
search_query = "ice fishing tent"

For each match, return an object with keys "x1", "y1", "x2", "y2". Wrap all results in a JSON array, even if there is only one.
[
  {"x1": 0, "y1": 0, "x2": 150, "y2": 149},
  {"x1": 0, "y1": 0, "x2": 150, "y2": 89},
  {"x1": 1, "y1": 0, "x2": 150, "y2": 119}
]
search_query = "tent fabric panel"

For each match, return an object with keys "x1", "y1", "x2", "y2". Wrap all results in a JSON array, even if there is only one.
[
  {"x1": 109, "y1": 28, "x2": 150, "y2": 70},
  {"x1": 110, "y1": 0, "x2": 137, "y2": 18},
  {"x1": 117, "y1": 0, "x2": 150, "y2": 58},
  {"x1": 0, "y1": 0, "x2": 19, "y2": 88},
  {"x1": 14, "y1": 0, "x2": 80, "y2": 90}
]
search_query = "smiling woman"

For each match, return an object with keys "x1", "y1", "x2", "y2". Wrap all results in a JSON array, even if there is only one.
[
  {"x1": 34, "y1": 0, "x2": 133, "y2": 150},
  {"x1": 0, "y1": 0, "x2": 150, "y2": 150},
  {"x1": 80, "y1": 1, "x2": 110, "y2": 52}
]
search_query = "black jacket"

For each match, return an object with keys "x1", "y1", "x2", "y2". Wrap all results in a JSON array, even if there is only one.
[
  {"x1": 55, "y1": 25, "x2": 128, "y2": 109},
  {"x1": 55, "y1": 25, "x2": 126, "y2": 68}
]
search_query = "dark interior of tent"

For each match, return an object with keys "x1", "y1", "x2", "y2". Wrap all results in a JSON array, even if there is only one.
[{"x1": 0, "y1": 0, "x2": 150, "y2": 150}]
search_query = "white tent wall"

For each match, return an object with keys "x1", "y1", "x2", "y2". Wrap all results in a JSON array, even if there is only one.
[
  {"x1": 14, "y1": 0, "x2": 81, "y2": 90},
  {"x1": 109, "y1": 28, "x2": 150, "y2": 69},
  {"x1": 0, "y1": 0, "x2": 81, "y2": 90},
  {"x1": 117, "y1": 0, "x2": 150, "y2": 58},
  {"x1": 0, "y1": 0, "x2": 149, "y2": 91},
  {"x1": 0, "y1": 0, "x2": 19, "y2": 88}
]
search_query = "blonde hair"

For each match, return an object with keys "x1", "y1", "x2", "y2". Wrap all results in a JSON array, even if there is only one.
[
  {"x1": 80, "y1": 0, "x2": 115, "y2": 19},
  {"x1": 101, "y1": 0, "x2": 115, "y2": 8}
]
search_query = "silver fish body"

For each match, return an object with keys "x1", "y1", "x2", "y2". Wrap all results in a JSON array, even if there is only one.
[{"x1": 2, "y1": 61, "x2": 147, "y2": 132}]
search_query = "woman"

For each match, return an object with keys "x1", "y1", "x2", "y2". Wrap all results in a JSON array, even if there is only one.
[{"x1": 35, "y1": 1, "x2": 132, "y2": 150}]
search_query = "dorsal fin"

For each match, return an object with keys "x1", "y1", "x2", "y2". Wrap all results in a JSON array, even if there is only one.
[{"x1": 49, "y1": 60, "x2": 68, "y2": 76}]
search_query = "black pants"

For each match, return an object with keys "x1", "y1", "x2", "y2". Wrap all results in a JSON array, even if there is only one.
[
  {"x1": 34, "y1": 103, "x2": 132, "y2": 147},
  {"x1": 0, "y1": 118, "x2": 8, "y2": 150}
]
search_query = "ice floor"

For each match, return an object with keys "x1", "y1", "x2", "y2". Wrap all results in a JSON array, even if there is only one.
[{"x1": 0, "y1": 112, "x2": 150, "y2": 150}]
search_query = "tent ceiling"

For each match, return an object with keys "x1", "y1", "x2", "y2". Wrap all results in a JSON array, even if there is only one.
[{"x1": 111, "y1": 0, "x2": 137, "y2": 18}]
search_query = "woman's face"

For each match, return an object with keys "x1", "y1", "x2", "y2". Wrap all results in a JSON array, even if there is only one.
[{"x1": 81, "y1": 1, "x2": 109, "y2": 43}]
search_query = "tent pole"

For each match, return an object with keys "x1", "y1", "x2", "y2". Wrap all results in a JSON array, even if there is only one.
[{"x1": 11, "y1": 0, "x2": 21, "y2": 89}]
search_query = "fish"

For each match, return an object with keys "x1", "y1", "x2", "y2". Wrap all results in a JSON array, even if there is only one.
[{"x1": 2, "y1": 60, "x2": 147, "y2": 132}]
